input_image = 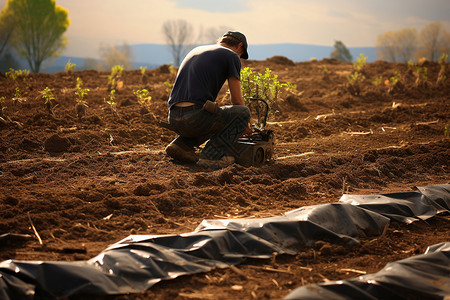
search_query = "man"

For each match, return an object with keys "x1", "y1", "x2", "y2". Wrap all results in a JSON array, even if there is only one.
[{"x1": 165, "y1": 31, "x2": 251, "y2": 169}]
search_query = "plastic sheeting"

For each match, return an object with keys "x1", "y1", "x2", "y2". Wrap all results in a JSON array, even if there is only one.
[
  {"x1": 284, "y1": 242, "x2": 450, "y2": 300},
  {"x1": 0, "y1": 184, "x2": 449, "y2": 299}
]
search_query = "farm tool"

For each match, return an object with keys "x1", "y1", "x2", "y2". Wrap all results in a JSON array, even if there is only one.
[{"x1": 230, "y1": 97, "x2": 274, "y2": 167}]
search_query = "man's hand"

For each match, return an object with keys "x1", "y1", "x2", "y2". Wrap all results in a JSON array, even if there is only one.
[{"x1": 244, "y1": 122, "x2": 252, "y2": 135}]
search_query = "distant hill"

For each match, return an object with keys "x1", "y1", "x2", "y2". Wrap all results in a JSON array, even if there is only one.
[{"x1": 5, "y1": 43, "x2": 377, "y2": 73}]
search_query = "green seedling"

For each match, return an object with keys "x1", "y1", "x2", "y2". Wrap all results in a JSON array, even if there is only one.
[
  {"x1": 75, "y1": 77, "x2": 90, "y2": 120},
  {"x1": 65, "y1": 59, "x2": 76, "y2": 74},
  {"x1": 414, "y1": 66, "x2": 429, "y2": 87},
  {"x1": 372, "y1": 76, "x2": 383, "y2": 87},
  {"x1": 40, "y1": 87, "x2": 57, "y2": 114},
  {"x1": 133, "y1": 89, "x2": 152, "y2": 107},
  {"x1": 386, "y1": 70, "x2": 402, "y2": 94},
  {"x1": 140, "y1": 66, "x2": 149, "y2": 85},
  {"x1": 75, "y1": 77, "x2": 89, "y2": 104},
  {"x1": 41, "y1": 87, "x2": 54, "y2": 104},
  {"x1": 168, "y1": 62, "x2": 177, "y2": 76},
  {"x1": 12, "y1": 87, "x2": 24, "y2": 104},
  {"x1": 164, "y1": 80, "x2": 173, "y2": 94},
  {"x1": 445, "y1": 123, "x2": 450, "y2": 137},
  {"x1": 5, "y1": 68, "x2": 30, "y2": 81},
  {"x1": 346, "y1": 72, "x2": 365, "y2": 96},
  {"x1": 389, "y1": 71, "x2": 401, "y2": 86},
  {"x1": 353, "y1": 54, "x2": 367, "y2": 72},
  {"x1": 240, "y1": 67, "x2": 296, "y2": 108},
  {"x1": 108, "y1": 65, "x2": 124, "y2": 90},
  {"x1": 322, "y1": 67, "x2": 330, "y2": 81},
  {"x1": 437, "y1": 53, "x2": 448, "y2": 85},
  {"x1": 104, "y1": 89, "x2": 118, "y2": 116}
]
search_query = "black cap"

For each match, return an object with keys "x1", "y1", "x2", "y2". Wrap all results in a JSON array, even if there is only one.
[{"x1": 223, "y1": 31, "x2": 249, "y2": 59}]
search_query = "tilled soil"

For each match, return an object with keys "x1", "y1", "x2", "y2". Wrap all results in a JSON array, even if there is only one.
[{"x1": 0, "y1": 57, "x2": 449, "y2": 299}]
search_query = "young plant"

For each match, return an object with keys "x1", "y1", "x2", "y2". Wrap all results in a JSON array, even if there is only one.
[
  {"x1": 5, "y1": 68, "x2": 30, "y2": 81},
  {"x1": 240, "y1": 67, "x2": 296, "y2": 108},
  {"x1": 346, "y1": 72, "x2": 365, "y2": 96},
  {"x1": 40, "y1": 87, "x2": 57, "y2": 114},
  {"x1": 107, "y1": 65, "x2": 124, "y2": 91},
  {"x1": 437, "y1": 53, "x2": 447, "y2": 85},
  {"x1": 407, "y1": 60, "x2": 416, "y2": 73},
  {"x1": 322, "y1": 67, "x2": 330, "y2": 81},
  {"x1": 12, "y1": 87, "x2": 24, "y2": 104},
  {"x1": 65, "y1": 59, "x2": 76, "y2": 74},
  {"x1": 414, "y1": 65, "x2": 429, "y2": 88},
  {"x1": 353, "y1": 54, "x2": 367, "y2": 72},
  {"x1": 104, "y1": 89, "x2": 118, "y2": 116},
  {"x1": 386, "y1": 70, "x2": 402, "y2": 94},
  {"x1": 445, "y1": 123, "x2": 450, "y2": 138},
  {"x1": 372, "y1": 76, "x2": 383, "y2": 87},
  {"x1": 75, "y1": 77, "x2": 90, "y2": 120},
  {"x1": 164, "y1": 80, "x2": 173, "y2": 94},
  {"x1": 134, "y1": 89, "x2": 152, "y2": 107},
  {"x1": 140, "y1": 66, "x2": 148, "y2": 85}
]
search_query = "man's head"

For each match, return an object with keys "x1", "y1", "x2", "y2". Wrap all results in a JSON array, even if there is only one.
[{"x1": 218, "y1": 31, "x2": 249, "y2": 59}]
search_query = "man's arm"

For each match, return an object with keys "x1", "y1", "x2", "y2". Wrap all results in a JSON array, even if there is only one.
[
  {"x1": 228, "y1": 76, "x2": 245, "y2": 105},
  {"x1": 228, "y1": 76, "x2": 252, "y2": 135}
]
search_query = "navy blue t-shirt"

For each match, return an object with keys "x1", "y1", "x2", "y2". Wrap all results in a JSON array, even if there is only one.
[{"x1": 168, "y1": 44, "x2": 241, "y2": 108}]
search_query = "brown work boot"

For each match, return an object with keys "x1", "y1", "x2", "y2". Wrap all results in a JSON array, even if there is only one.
[
  {"x1": 197, "y1": 156, "x2": 235, "y2": 169},
  {"x1": 165, "y1": 142, "x2": 198, "y2": 163}
]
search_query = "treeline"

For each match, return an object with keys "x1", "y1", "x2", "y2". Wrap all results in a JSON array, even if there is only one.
[{"x1": 376, "y1": 22, "x2": 450, "y2": 63}]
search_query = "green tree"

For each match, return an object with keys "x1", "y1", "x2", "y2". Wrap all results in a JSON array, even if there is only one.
[
  {"x1": 330, "y1": 40, "x2": 353, "y2": 62},
  {"x1": 3, "y1": 0, "x2": 70, "y2": 73},
  {"x1": 0, "y1": 6, "x2": 15, "y2": 57},
  {"x1": 0, "y1": 7, "x2": 19, "y2": 72}
]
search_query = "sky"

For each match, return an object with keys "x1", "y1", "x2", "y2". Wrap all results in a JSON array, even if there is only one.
[{"x1": 1, "y1": 0, "x2": 449, "y2": 59}]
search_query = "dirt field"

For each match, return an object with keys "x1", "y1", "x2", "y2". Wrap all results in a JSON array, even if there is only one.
[{"x1": 0, "y1": 57, "x2": 449, "y2": 299}]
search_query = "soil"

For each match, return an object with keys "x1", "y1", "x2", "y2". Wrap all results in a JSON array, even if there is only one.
[{"x1": 0, "y1": 57, "x2": 449, "y2": 299}]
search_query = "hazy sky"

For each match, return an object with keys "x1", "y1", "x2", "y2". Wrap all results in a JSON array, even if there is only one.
[{"x1": 1, "y1": 0, "x2": 449, "y2": 58}]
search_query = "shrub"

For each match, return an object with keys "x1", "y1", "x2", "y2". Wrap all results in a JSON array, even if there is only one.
[
  {"x1": 104, "y1": 89, "x2": 118, "y2": 116},
  {"x1": 65, "y1": 59, "x2": 76, "y2": 74},
  {"x1": 346, "y1": 72, "x2": 365, "y2": 96},
  {"x1": 353, "y1": 54, "x2": 368, "y2": 72},
  {"x1": 133, "y1": 89, "x2": 152, "y2": 107},
  {"x1": 75, "y1": 77, "x2": 89, "y2": 120},
  {"x1": 240, "y1": 67, "x2": 296, "y2": 108},
  {"x1": 107, "y1": 65, "x2": 124, "y2": 90},
  {"x1": 40, "y1": 87, "x2": 57, "y2": 114},
  {"x1": 5, "y1": 68, "x2": 30, "y2": 80}
]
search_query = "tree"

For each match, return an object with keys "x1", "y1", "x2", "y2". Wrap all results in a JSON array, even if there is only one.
[
  {"x1": 330, "y1": 40, "x2": 352, "y2": 62},
  {"x1": 162, "y1": 19, "x2": 194, "y2": 66},
  {"x1": 3, "y1": 0, "x2": 70, "y2": 73},
  {"x1": 0, "y1": 6, "x2": 18, "y2": 72},
  {"x1": 395, "y1": 28, "x2": 417, "y2": 63},
  {"x1": 100, "y1": 43, "x2": 133, "y2": 70},
  {"x1": 376, "y1": 28, "x2": 417, "y2": 62},
  {"x1": 417, "y1": 22, "x2": 450, "y2": 61},
  {"x1": 201, "y1": 26, "x2": 229, "y2": 44},
  {"x1": 0, "y1": 7, "x2": 15, "y2": 57},
  {"x1": 376, "y1": 31, "x2": 397, "y2": 62}
]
